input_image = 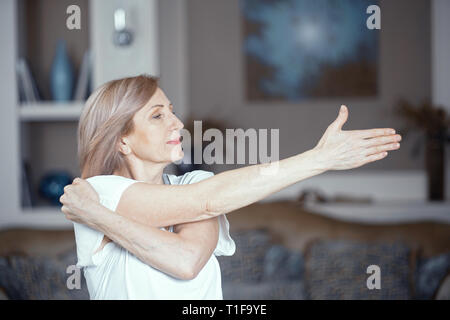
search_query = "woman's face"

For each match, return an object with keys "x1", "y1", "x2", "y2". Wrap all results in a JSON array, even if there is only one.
[{"x1": 121, "y1": 87, "x2": 184, "y2": 164}]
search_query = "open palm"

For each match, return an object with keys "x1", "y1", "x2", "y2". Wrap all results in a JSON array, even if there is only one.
[{"x1": 314, "y1": 105, "x2": 402, "y2": 170}]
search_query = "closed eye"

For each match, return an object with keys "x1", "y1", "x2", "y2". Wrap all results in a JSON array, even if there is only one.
[{"x1": 150, "y1": 105, "x2": 175, "y2": 119}]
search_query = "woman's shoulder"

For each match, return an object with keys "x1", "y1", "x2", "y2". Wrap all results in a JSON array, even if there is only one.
[
  {"x1": 164, "y1": 170, "x2": 214, "y2": 185},
  {"x1": 86, "y1": 174, "x2": 137, "y2": 183},
  {"x1": 85, "y1": 175, "x2": 139, "y2": 203}
]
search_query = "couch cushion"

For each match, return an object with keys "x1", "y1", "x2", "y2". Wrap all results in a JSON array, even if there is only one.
[
  {"x1": 222, "y1": 281, "x2": 306, "y2": 300},
  {"x1": 217, "y1": 229, "x2": 273, "y2": 283},
  {"x1": 217, "y1": 229, "x2": 306, "y2": 299},
  {"x1": 414, "y1": 252, "x2": 450, "y2": 299},
  {"x1": 0, "y1": 247, "x2": 89, "y2": 300},
  {"x1": 435, "y1": 273, "x2": 450, "y2": 300},
  {"x1": 304, "y1": 240, "x2": 412, "y2": 299},
  {"x1": 262, "y1": 244, "x2": 304, "y2": 282}
]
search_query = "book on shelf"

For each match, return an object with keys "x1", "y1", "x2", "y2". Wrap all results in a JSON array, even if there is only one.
[
  {"x1": 21, "y1": 160, "x2": 35, "y2": 208},
  {"x1": 16, "y1": 58, "x2": 41, "y2": 104},
  {"x1": 73, "y1": 49, "x2": 91, "y2": 101}
]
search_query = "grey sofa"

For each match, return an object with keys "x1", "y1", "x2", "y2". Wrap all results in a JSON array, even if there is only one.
[{"x1": 1, "y1": 228, "x2": 449, "y2": 300}]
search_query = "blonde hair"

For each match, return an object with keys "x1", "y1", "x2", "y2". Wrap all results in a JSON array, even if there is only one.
[{"x1": 78, "y1": 74, "x2": 159, "y2": 179}]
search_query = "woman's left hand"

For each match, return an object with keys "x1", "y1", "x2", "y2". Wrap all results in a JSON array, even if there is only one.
[
  {"x1": 313, "y1": 105, "x2": 401, "y2": 170},
  {"x1": 59, "y1": 178, "x2": 100, "y2": 224}
]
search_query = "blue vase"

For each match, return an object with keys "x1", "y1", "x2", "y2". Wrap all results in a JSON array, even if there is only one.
[
  {"x1": 39, "y1": 170, "x2": 73, "y2": 206},
  {"x1": 50, "y1": 40, "x2": 74, "y2": 101}
]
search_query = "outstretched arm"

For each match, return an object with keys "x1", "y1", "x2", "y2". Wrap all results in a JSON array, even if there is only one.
[
  {"x1": 104, "y1": 105, "x2": 401, "y2": 226},
  {"x1": 61, "y1": 105, "x2": 401, "y2": 277},
  {"x1": 63, "y1": 105, "x2": 401, "y2": 227}
]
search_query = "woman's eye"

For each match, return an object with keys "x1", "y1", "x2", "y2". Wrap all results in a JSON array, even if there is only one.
[{"x1": 152, "y1": 114, "x2": 162, "y2": 119}]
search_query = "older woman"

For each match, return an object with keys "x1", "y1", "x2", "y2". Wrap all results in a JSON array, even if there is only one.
[{"x1": 60, "y1": 74, "x2": 401, "y2": 300}]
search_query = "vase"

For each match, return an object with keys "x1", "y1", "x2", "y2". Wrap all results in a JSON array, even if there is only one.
[
  {"x1": 38, "y1": 170, "x2": 73, "y2": 206},
  {"x1": 425, "y1": 131, "x2": 446, "y2": 201},
  {"x1": 50, "y1": 40, "x2": 74, "y2": 101}
]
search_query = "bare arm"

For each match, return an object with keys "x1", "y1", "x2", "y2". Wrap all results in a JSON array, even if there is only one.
[
  {"x1": 116, "y1": 148, "x2": 324, "y2": 229},
  {"x1": 64, "y1": 106, "x2": 401, "y2": 229},
  {"x1": 63, "y1": 198, "x2": 218, "y2": 280},
  {"x1": 111, "y1": 106, "x2": 401, "y2": 227},
  {"x1": 61, "y1": 105, "x2": 401, "y2": 278},
  {"x1": 60, "y1": 174, "x2": 219, "y2": 280}
]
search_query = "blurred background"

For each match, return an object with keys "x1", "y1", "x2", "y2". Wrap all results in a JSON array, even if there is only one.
[{"x1": 0, "y1": 0, "x2": 449, "y2": 300}]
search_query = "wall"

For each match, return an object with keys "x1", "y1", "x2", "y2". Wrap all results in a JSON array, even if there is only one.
[
  {"x1": 186, "y1": 0, "x2": 432, "y2": 173},
  {"x1": 23, "y1": 0, "x2": 89, "y2": 100}
]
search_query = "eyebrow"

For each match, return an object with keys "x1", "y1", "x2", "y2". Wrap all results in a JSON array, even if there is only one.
[{"x1": 146, "y1": 102, "x2": 173, "y2": 115}]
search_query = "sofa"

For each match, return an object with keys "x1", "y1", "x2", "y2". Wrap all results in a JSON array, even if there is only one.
[{"x1": 1, "y1": 201, "x2": 449, "y2": 300}]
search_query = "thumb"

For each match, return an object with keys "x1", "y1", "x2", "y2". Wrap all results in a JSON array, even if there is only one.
[{"x1": 331, "y1": 105, "x2": 348, "y2": 131}]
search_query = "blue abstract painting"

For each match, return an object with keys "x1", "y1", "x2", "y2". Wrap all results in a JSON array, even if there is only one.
[{"x1": 241, "y1": 0, "x2": 379, "y2": 101}]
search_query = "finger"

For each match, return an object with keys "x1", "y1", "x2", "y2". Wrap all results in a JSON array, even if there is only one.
[
  {"x1": 361, "y1": 134, "x2": 402, "y2": 147},
  {"x1": 352, "y1": 128, "x2": 396, "y2": 139},
  {"x1": 330, "y1": 105, "x2": 348, "y2": 131},
  {"x1": 73, "y1": 177, "x2": 81, "y2": 184},
  {"x1": 61, "y1": 205, "x2": 74, "y2": 217},
  {"x1": 363, "y1": 151, "x2": 389, "y2": 164},
  {"x1": 364, "y1": 143, "x2": 400, "y2": 156}
]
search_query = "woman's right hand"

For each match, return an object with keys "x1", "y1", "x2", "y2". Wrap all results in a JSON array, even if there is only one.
[
  {"x1": 313, "y1": 105, "x2": 402, "y2": 171},
  {"x1": 59, "y1": 178, "x2": 100, "y2": 225}
]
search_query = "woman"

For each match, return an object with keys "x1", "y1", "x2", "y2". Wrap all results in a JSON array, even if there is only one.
[{"x1": 60, "y1": 74, "x2": 401, "y2": 300}]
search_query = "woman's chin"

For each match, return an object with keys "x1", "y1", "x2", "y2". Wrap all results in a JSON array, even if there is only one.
[{"x1": 168, "y1": 147, "x2": 184, "y2": 163}]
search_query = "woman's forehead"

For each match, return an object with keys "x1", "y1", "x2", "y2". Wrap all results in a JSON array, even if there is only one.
[{"x1": 147, "y1": 88, "x2": 169, "y2": 106}]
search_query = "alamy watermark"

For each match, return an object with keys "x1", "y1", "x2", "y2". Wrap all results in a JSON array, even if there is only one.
[
  {"x1": 66, "y1": 264, "x2": 81, "y2": 290},
  {"x1": 66, "y1": 5, "x2": 81, "y2": 30},
  {"x1": 366, "y1": 5, "x2": 381, "y2": 30},
  {"x1": 366, "y1": 264, "x2": 381, "y2": 290},
  {"x1": 171, "y1": 121, "x2": 281, "y2": 176},
  {"x1": 67, "y1": 4, "x2": 381, "y2": 31}
]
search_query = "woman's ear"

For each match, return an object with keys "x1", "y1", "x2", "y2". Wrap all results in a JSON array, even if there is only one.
[{"x1": 118, "y1": 136, "x2": 131, "y2": 155}]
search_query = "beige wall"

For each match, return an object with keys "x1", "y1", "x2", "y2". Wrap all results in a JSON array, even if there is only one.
[{"x1": 186, "y1": 0, "x2": 431, "y2": 172}]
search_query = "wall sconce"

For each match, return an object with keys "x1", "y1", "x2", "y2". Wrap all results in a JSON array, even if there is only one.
[{"x1": 113, "y1": 8, "x2": 133, "y2": 47}]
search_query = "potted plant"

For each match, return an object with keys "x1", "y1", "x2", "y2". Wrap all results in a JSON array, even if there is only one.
[{"x1": 396, "y1": 100, "x2": 450, "y2": 201}]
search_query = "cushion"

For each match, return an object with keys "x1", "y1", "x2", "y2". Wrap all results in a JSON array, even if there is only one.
[
  {"x1": 0, "y1": 247, "x2": 89, "y2": 300},
  {"x1": 222, "y1": 281, "x2": 306, "y2": 300},
  {"x1": 435, "y1": 273, "x2": 450, "y2": 300},
  {"x1": 262, "y1": 244, "x2": 303, "y2": 281},
  {"x1": 217, "y1": 229, "x2": 273, "y2": 283},
  {"x1": 414, "y1": 252, "x2": 450, "y2": 299},
  {"x1": 304, "y1": 240, "x2": 412, "y2": 299},
  {"x1": 217, "y1": 229, "x2": 306, "y2": 299}
]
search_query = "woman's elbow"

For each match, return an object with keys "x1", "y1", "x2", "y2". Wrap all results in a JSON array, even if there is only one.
[
  {"x1": 175, "y1": 260, "x2": 199, "y2": 280},
  {"x1": 180, "y1": 267, "x2": 198, "y2": 281},
  {"x1": 172, "y1": 251, "x2": 201, "y2": 281},
  {"x1": 179, "y1": 247, "x2": 210, "y2": 280}
]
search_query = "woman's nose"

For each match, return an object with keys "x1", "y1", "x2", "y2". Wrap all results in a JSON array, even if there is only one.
[{"x1": 170, "y1": 112, "x2": 184, "y2": 130}]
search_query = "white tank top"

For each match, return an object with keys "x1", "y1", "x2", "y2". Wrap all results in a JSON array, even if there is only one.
[{"x1": 73, "y1": 170, "x2": 236, "y2": 299}]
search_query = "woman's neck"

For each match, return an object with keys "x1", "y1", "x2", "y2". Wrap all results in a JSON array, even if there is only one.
[{"x1": 113, "y1": 161, "x2": 166, "y2": 184}]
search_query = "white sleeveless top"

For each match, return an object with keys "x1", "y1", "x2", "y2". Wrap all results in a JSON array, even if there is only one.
[{"x1": 72, "y1": 170, "x2": 236, "y2": 300}]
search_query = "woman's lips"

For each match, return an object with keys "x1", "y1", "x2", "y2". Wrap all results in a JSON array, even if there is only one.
[{"x1": 167, "y1": 138, "x2": 181, "y2": 145}]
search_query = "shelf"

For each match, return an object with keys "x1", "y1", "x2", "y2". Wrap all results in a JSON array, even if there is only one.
[
  {"x1": 22, "y1": 206, "x2": 64, "y2": 215},
  {"x1": 0, "y1": 206, "x2": 73, "y2": 230},
  {"x1": 19, "y1": 102, "x2": 84, "y2": 121},
  {"x1": 303, "y1": 200, "x2": 450, "y2": 225}
]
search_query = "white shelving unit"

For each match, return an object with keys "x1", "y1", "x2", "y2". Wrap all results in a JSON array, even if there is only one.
[
  {"x1": 0, "y1": 0, "x2": 162, "y2": 230},
  {"x1": 19, "y1": 102, "x2": 84, "y2": 122},
  {"x1": 304, "y1": 200, "x2": 450, "y2": 225},
  {"x1": 0, "y1": 0, "x2": 87, "y2": 229}
]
